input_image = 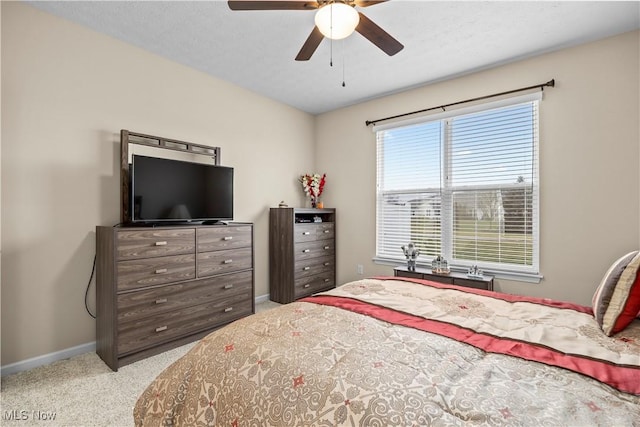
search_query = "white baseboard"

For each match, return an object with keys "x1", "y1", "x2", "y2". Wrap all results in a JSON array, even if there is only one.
[
  {"x1": 1, "y1": 294, "x2": 272, "y2": 377},
  {"x1": 1, "y1": 341, "x2": 96, "y2": 377},
  {"x1": 255, "y1": 293, "x2": 270, "y2": 304}
]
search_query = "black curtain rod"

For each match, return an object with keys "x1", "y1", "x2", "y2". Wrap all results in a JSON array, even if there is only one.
[{"x1": 365, "y1": 79, "x2": 555, "y2": 127}]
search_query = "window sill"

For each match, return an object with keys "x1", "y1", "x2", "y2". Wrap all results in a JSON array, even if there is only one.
[{"x1": 372, "y1": 256, "x2": 543, "y2": 284}]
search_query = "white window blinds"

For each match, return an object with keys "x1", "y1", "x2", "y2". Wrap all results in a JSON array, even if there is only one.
[{"x1": 376, "y1": 93, "x2": 540, "y2": 275}]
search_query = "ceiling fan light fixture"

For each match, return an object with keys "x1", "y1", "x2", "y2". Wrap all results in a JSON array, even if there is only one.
[{"x1": 314, "y1": 3, "x2": 360, "y2": 40}]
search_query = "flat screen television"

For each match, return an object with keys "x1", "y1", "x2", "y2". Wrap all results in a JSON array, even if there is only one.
[{"x1": 130, "y1": 154, "x2": 233, "y2": 224}]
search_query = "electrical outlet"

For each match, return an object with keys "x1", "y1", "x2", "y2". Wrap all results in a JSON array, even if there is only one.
[{"x1": 357, "y1": 264, "x2": 364, "y2": 275}]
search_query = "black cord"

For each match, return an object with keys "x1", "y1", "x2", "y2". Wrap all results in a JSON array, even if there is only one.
[
  {"x1": 85, "y1": 222, "x2": 121, "y2": 318},
  {"x1": 85, "y1": 254, "x2": 97, "y2": 319}
]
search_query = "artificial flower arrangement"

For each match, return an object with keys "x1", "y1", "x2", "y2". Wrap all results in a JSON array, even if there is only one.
[{"x1": 299, "y1": 173, "x2": 326, "y2": 207}]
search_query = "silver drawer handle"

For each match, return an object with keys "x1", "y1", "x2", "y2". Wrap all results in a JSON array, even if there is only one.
[
  {"x1": 155, "y1": 326, "x2": 168, "y2": 333},
  {"x1": 155, "y1": 241, "x2": 167, "y2": 246},
  {"x1": 302, "y1": 249, "x2": 310, "y2": 253},
  {"x1": 324, "y1": 278, "x2": 330, "y2": 282},
  {"x1": 324, "y1": 246, "x2": 330, "y2": 250},
  {"x1": 303, "y1": 266, "x2": 310, "y2": 271},
  {"x1": 155, "y1": 298, "x2": 168, "y2": 304},
  {"x1": 324, "y1": 230, "x2": 330, "y2": 233},
  {"x1": 224, "y1": 307, "x2": 233, "y2": 313},
  {"x1": 324, "y1": 262, "x2": 330, "y2": 266},
  {"x1": 223, "y1": 259, "x2": 233, "y2": 264},
  {"x1": 303, "y1": 232, "x2": 310, "y2": 235},
  {"x1": 303, "y1": 284, "x2": 310, "y2": 288},
  {"x1": 223, "y1": 236, "x2": 233, "y2": 241},
  {"x1": 155, "y1": 268, "x2": 167, "y2": 274},
  {"x1": 224, "y1": 284, "x2": 234, "y2": 289}
]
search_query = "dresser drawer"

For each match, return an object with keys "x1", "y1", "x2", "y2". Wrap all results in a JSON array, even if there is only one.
[
  {"x1": 197, "y1": 247, "x2": 252, "y2": 278},
  {"x1": 294, "y1": 239, "x2": 335, "y2": 261},
  {"x1": 117, "y1": 254, "x2": 195, "y2": 291},
  {"x1": 117, "y1": 270, "x2": 253, "y2": 324},
  {"x1": 294, "y1": 223, "x2": 335, "y2": 243},
  {"x1": 197, "y1": 226, "x2": 252, "y2": 252},
  {"x1": 294, "y1": 271, "x2": 335, "y2": 299},
  {"x1": 397, "y1": 270, "x2": 423, "y2": 279},
  {"x1": 294, "y1": 255, "x2": 334, "y2": 279},
  {"x1": 294, "y1": 224, "x2": 318, "y2": 243},
  {"x1": 117, "y1": 292, "x2": 253, "y2": 356},
  {"x1": 453, "y1": 277, "x2": 490, "y2": 290},
  {"x1": 315, "y1": 223, "x2": 334, "y2": 240},
  {"x1": 116, "y1": 228, "x2": 195, "y2": 260},
  {"x1": 423, "y1": 274, "x2": 454, "y2": 285}
]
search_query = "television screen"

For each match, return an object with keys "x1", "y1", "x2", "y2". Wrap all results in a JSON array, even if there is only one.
[{"x1": 131, "y1": 155, "x2": 233, "y2": 223}]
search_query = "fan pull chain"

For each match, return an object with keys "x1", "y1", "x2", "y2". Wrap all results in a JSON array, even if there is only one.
[
  {"x1": 330, "y1": 38, "x2": 333, "y2": 67},
  {"x1": 329, "y1": 3, "x2": 333, "y2": 67},
  {"x1": 341, "y1": 39, "x2": 346, "y2": 87}
]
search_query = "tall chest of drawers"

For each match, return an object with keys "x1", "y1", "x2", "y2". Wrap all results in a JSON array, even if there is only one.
[
  {"x1": 96, "y1": 223, "x2": 254, "y2": 371},
  {"x1": 269, "y1": 208, "x2": 336, "y2": 304}
]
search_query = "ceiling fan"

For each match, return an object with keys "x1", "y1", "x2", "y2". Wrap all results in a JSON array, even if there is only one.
[{"x1": 227, "y1": 0, "x2": 404, "y2": 61}]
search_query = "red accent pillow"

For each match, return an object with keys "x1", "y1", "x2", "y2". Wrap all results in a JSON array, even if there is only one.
[{"x1": 609, "y1": 267, "x2": 640, "y2": 334}]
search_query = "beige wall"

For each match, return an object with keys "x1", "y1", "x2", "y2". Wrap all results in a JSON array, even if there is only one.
[
  {"x1": 1, "y1": 3, "x2": 315, "y2": 365},
  {"x1": 316, "y1": 30, "x2": 640, "y2": 306}
]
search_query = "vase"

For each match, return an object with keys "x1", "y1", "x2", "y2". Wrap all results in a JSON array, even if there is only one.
[{"x1": 310, "y1": 197, "x2": 317, "y2": 208}]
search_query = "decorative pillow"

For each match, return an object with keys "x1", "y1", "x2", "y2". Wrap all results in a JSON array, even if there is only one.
[
  {"x1": 592, "y1": 251, "x2": 637, "y2": 320},
  {"x1": 593, "y1": 251, "x2": 640, "y2": 336}
]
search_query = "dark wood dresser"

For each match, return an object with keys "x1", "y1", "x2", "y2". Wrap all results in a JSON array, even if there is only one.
[
  {"x1": 394, "y1": 266, "x2": 494, "y2": 291},
  {"x1": 269, "y1": 208, "x2": 336, "y2": 303},
  {"x1": 96, "y1": 223, "x2": 254, "y2": 371}
]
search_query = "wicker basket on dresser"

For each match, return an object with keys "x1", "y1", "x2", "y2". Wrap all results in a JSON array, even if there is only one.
[
  {"x1": 269, "y1": 208, "x2": 336, "y2": 304},
  {"x1": 96, "y1": 223, "x2": 254, "y2": 371}
]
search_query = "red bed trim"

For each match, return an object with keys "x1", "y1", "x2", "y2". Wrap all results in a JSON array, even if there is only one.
[{"x1": 301, "y1": 292, "x2": 640, "y2": 395}]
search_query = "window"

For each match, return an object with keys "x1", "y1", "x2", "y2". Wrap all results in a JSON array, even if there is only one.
[{"x1": 375, "y1": 93, "x2": 540, "y2": 277}]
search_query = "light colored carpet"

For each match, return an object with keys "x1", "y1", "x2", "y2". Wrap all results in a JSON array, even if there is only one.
[{"x1": 0, "y1": 300, "x2": 281, "y2": 426}]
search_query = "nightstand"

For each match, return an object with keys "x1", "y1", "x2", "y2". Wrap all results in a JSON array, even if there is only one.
[{"x1": 394, "y1": 266, "x2": 494, "y2": 291}]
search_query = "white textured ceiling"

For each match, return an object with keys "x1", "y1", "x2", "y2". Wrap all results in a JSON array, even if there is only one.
[{"x1": 27, "y1": 1, "x2": 640, "y2": 114}]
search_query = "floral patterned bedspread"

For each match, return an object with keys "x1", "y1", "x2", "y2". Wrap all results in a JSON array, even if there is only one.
[{"x1": 134, "y1": 278, "x2": 640, "y2": 426}]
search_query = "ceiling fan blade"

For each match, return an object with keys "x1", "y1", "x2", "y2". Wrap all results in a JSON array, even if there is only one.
[
  {"x1": 295, "y1": 26, "x2": 324, "y2": 61},
  {"x1": 353, "y1": 0, "x2": 388, "y2": 7},
  {"x1": 355, "y1": 12, "x2": 404, "y2": 56},
  {"x1": 228, "y1": 1, "x2": 318, "y2": 10}
]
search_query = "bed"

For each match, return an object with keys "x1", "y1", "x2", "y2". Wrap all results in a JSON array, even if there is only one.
[{"x1": 133, "y1": 276, "x2": 640, "y2": 426}]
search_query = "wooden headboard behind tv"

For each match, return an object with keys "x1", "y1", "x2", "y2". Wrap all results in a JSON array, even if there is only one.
[{"x1": 120, "y1": 129, "x2": 221, "y2": 224}]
